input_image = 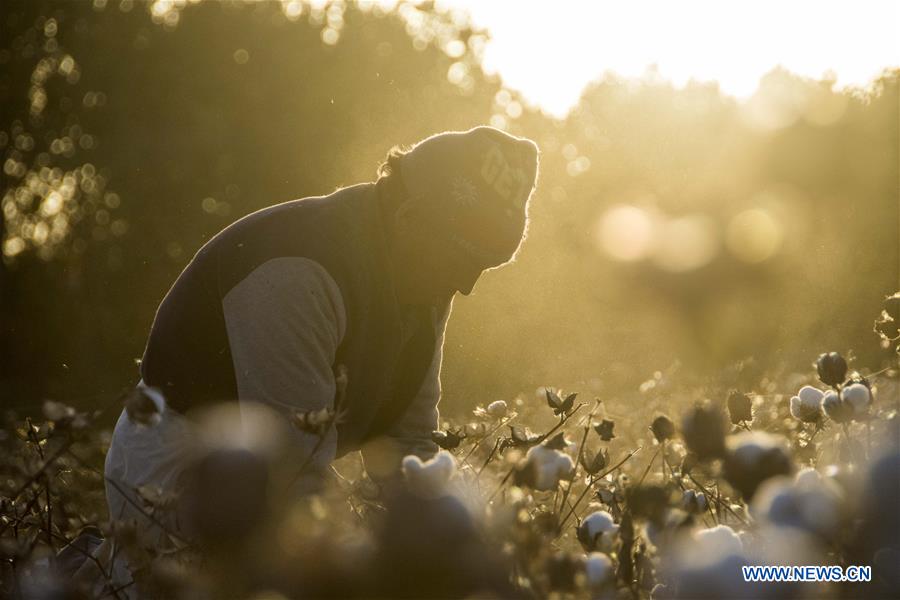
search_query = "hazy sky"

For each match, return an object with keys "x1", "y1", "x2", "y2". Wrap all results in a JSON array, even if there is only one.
[{"x1": 434, "y1": 0, "x2": 900, "y2": 117}]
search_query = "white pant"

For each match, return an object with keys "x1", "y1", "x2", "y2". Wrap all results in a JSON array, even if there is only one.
[{"x1": 87, "y1": 386, "x2": 197, "y2": 598}]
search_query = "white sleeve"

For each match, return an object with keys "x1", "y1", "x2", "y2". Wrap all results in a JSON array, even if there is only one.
[{"x1": 222, "y1": 257, "x2": 347, "y2": 494}]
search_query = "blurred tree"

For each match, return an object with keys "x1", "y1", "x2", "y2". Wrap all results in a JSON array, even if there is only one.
[
  {"x1": 0, "y1": 0, "x2": 500, "y2": 410},
  {"x1": 1, "y1": 0, "x2": 897, "y2": 416},
  {"x1": 448, "y1": 68, "x2": 898, "y2": 403}
]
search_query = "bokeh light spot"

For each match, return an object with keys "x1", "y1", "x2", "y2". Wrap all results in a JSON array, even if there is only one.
[
  {"x1": 652, "y1": 215, "x2": 719, "y2": 272},
  {"x1": 596, "y1": 205, "x2": 657, "y2": 262},
  {"x1": 726, "y1": 208, "x2": 783, "y2": 263}
]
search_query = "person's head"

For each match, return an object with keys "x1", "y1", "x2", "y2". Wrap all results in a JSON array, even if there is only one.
[{"x1": 377, "y1": 126, "x2": 539, "y2": 305}]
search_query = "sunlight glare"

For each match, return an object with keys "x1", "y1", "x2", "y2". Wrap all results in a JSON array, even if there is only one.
[
  {"x1": 726, "y1": 209, "x2": 783, "y2": 264},
  {"x1": 436, "y1": 0, "x2": 900, "y2": 117},
  {"x1": 597, "y1": 205, "x2": 657, "y2": 262},
  {"x1": 652, "y1": 215, "x2": 719, "y2": 272}
]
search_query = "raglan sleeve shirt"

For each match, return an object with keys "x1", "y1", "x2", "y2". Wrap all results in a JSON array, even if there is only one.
[
  {"x1": 222, "y1": 257, "x2": 347, "y2": 495},
  {"x1": 221, "y1": 256, "x2": 446, "y2": 493}
]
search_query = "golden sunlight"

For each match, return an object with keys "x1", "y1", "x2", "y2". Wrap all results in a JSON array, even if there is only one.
[{"x1": 434, "y1": 0, "x2": 900, "y2": 117}]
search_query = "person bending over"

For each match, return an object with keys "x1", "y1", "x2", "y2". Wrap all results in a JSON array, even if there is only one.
[{"x1": 105, "y1": 125, "x2": 539, "y2": 521}]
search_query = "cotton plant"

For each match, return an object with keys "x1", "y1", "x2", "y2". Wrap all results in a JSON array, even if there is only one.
[
  {"x1": 789, "y1": 385, "x2": 825, "y2": 424},
  {"x1": 693, "y1": 525, "x2": 744, "y2": 558},
  {"x1": 402, "y1": 450, "x2": 457, "y2": 499},
  {"x1": 473, "y1": 399, "x2": 510, "y2": 419},
  {"x1": 839, "y1": 383, "x2": 872, "y2": 418},
  {"x1": 722, "y1": 431, "x2": 793, "y2": 500},
  {"x1": 752, "y1": 467, "x2": 845, "y2": 539},
  {"x1": 584, "y1": 552, "x2": 615, "y2": 595},
  {"x1": 789, "y1": 380, "x2": 873, "y2": 427},
  {"x1": 680, "y1": 489, "x2": 707, "y2": 514},
  {"x1": 816, "y1": 352, "x2": 848, "y2": 388},
  {"x1": 514, "y1": 444, "x2": 576, "y2": 491},
  {"x1": 576, "y1": 510, "x2": 619, "y2": 553},
  {"x1": 6, "y1": 314, "x2": 899, "y2": 600},
  {"x1": 814, "y1": 369, "x2": 876, "y2": 464},
  {"x1": 657, "y1": 525, "x2": 752, "y2": 599},
  {"x1": 821, "y1": 389, "x2": 849, "y2": 422}
]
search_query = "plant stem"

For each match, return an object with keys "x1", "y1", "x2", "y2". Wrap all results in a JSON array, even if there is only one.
[
  {"x1": 462, "y1": 415, "x2": 514, "y2": 463},
  {"x1": 636, "y1": 445, "x2": 661, "y2": 486},
  {"x1": 841, "y1": 422, "x2": 858, "y2": 466},
  {"x1": 557, "y1": 425, "x2": 590, "y2": 516},
  {"x1": 555, "y1": 446, "x2": 642, "y2": 536}
]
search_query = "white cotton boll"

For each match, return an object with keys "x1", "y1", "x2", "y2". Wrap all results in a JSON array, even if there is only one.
[
  {"x1": 486, "y1": 400, "x2": 508, "y2": 418},
  {"x1": 840, "y1": 383, "x2": 871, "y2": 416},
  {"x1": 665, "y1": 441, "x2": 687, "y2": 467},
  {"x1": 790, "y1": 385, "x2": 824, "y2": 422},
  {"x1": 797, "y1": 385, "x2": 825, "y2": 405},
  {"x1": 522, "y1": 444, "x2": 575, "y2": 491},
  {"x1": 578, "y1": 510, "x2": 619, "y2": 552},
  {"x1": 821, "y1": 389, "x2": 847, "y2": 421},
  {"x1": 753, "y1": 468, "x2": 844, "y2": 538},
  {"x1": 585, "y1": 552, "x2": 614, "y2": 589},
  {"x1": 694, "y1": 525, "x2": 743, "y2": 558},
  {"x1": 402, "y1": 450, "x2": 457, "y2": 498},
  {"x1": 662, "y1": 524, "x2": 751, "y2": 597}
]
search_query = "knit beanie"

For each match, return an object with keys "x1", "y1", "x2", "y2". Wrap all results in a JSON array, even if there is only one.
[{"x1": 398, "y1": 126, "x2": 539, "y2": 267}]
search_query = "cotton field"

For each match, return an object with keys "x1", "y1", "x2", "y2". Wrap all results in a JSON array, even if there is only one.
[{"x1": 1, "y1": 293, "x2": 897, "y2": 599}]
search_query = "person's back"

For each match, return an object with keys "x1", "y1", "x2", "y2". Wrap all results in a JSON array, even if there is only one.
[
  {"x1": 95, "y1": 125, "x2": 539, "y2": 598},
  {"x1": 142, "y1": 185, "x2": 370, "y2": 415}
]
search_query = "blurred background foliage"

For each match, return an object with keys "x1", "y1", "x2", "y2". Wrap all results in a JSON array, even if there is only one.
[{"x1": 1, "y1": 0, "x2": 897, "y2": 417}]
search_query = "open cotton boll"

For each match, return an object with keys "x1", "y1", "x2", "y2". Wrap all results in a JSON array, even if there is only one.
[
  {"x1": 694, "y1": 525, "x2": 743, "y2": 559},
  {"x1": 753, "y1": 468, "x2": 844, "y2": 538},
  {"x1": 840, "y1": 383, "x2": 872, "y2": 417},
  {"x1": 577, "y1": 510, "x2": 619, "y2": 552},
  {"x1": 821, "y1": 389, "x2": 853, "y2": 423},
  {"x1": 790, "y1": 385, "x2": 824, "y2": 423},
  {"x1": 661, "y1": 524, "x2": 751, "y2": 598},
  {"x1": 585, "y1": 552, "x2": 614, "y2": 590},
  {"x1": 517, "y1": 444, "x2": 575, "y2": 491},
  {"x1": 402, "y1": 450, "x2": 457, "y2": 498},
  {"x1": 486, "y1": 400, "x2": 508, "y2": 418}
]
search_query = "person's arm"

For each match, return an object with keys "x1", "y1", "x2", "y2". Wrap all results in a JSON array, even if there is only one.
[
  {"x1": 362, "y1": 301, "x2": 451, "y2": 487},
  {"x1": 222, "y1": 256, "x2": 347, "y2": 495}
]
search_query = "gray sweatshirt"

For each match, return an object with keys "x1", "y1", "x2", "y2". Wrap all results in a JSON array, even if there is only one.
[{"x1": 222, "y1": 255, "x2": 447, "y2": 490}]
